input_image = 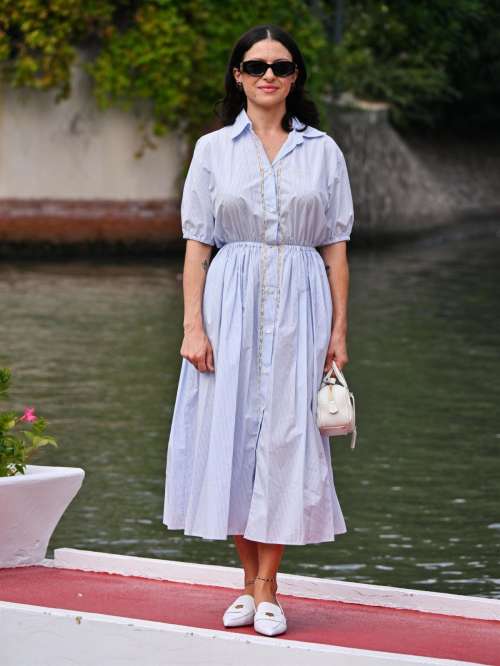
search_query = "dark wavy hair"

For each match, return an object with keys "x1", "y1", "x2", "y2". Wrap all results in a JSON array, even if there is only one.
[{"x1": 213, "y1": 24, "x2": 321, "y2": 134}]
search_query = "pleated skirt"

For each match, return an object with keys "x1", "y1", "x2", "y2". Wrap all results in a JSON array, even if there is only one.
[{"x1": 163, "y1": 240, "x2": 347, "y2": 545}]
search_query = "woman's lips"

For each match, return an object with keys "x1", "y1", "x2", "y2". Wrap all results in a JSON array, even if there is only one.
[{"x1": 259, "y1": 86, "x2": 278, "y2": 93}]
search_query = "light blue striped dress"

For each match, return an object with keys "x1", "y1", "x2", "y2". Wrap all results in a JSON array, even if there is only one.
[{"x1": 163, "y1": 107, "x2": 354, "y2": 545}]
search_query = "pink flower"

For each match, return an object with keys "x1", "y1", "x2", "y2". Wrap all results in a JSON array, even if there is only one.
[{"x1": 20, "y1": 407, "x2": 37, "y2": 423}]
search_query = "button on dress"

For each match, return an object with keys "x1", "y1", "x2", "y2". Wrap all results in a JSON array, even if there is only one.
[{"x1": 163, "y1": 107, "x2": 354, "y2": 545}]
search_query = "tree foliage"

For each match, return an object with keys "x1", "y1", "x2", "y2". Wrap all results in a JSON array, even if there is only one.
[
  {"x1": 329, "y1": 0, "x2": 500, "y2": 129},
  {"x1": 0, "y1": 1, "x2": 331, "y2": 148},
  {"x1": 0, "y1": 0, "x2": 498, "y2": 148},
  {"x1": 0, "y1": 0, "x2": 114, "y2": 100}
]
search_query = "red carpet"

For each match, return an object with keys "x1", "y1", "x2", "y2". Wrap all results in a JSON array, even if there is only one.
[{"x1": 1, "y1": 566, "x2": 498, "y2": 665}]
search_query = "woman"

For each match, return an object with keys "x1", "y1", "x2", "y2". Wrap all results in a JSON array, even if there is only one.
[{"x1": 163, "y1": 24, "x2": 354, "y2": 637}]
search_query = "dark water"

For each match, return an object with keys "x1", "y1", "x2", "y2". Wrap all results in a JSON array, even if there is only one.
[{"x1": 1, "y1": 226, "x2": 499, "y2": 599}]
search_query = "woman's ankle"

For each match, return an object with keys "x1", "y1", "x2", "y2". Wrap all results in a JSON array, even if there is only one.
[
  {"x1": 254, "y1": 576, "x2": 278, "y2": 603},
  {"x1": 242, "y1": 575, "x2": 257, "y2": 596}
]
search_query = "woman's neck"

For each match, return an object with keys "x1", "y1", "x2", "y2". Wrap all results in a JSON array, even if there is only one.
[{"x1": 246, "y1": 102, "x2": 290, "y2": 136}]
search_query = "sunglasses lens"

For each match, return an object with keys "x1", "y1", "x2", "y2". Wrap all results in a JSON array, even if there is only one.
[
  {"x1": 245, "y1": 62, "x2": 267, "y2": 76},
  {"x1": 274, "y1": 62, "x2": 295, "y2": 76}
]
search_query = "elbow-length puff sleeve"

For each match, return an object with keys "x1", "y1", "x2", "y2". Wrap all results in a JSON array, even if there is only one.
[
  {"x1": 319, "y1": 145, "x2": 354, "y2": 245},
  {"x1": 181, "y1": 139, "x2": 215, "y2": 246}
]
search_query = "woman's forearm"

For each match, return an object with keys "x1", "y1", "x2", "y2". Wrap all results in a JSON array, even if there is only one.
[
  {"x1": 183, "y1": 239, "x2": 213, "y2": 331},
  {"x1": 318, "y1": 241, "x2": 349, "y2": 334},
  {"x1": 318, "y1": 241, "x2": 350, "y2": 372}
]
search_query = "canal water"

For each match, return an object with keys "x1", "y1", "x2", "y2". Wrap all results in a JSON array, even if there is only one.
[{"x1": 1, "y1": 224, "x2": 499, "y2": 599}]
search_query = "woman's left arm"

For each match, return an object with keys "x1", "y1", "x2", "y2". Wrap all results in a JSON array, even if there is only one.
[{"x1": 318, "y1": 240, "x2": 349, "y2": 373}]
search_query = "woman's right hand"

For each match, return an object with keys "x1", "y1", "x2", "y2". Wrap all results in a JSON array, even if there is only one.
[{"x1": 181, "y1": 324, "x2": 214, "y2": 373}]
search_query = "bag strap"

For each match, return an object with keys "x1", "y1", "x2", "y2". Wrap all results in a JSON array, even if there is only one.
[
  {"x1": 323, "y1": 360, "x2": 349, "y2": 390},
  {"x1": 349, "y1": 391, "x2": 357, "y2": 450}
]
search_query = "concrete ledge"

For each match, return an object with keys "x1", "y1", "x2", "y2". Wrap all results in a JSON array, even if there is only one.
[
  {"x1": 0, "y1": 198, "x2": 182, "y2": 243},
  {"x1": 53, "y1": 548, "x2": 500, "y2": 622}
]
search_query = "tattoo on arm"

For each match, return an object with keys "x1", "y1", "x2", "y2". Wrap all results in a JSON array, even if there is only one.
[
  {"x1": 325, "y1": 264, "x2": 331, "y2": 277},
  {"x1": 202, "y1": 259, "x2": 209, "y2": 274}
]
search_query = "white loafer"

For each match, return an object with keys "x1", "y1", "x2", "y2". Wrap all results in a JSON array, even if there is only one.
[
  {"x1": 254, "y1": 596, "x2": 287, "y2": 636},
  {"x1": 223, "y1": 594, "x2": 256, "y2": 627}
]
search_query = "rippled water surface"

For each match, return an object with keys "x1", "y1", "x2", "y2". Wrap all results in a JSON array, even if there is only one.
[{"x1": 1, "y1": 228, "x2": 499, "y2": 598}]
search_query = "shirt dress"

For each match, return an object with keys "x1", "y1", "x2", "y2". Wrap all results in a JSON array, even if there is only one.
[{"x1": 163, "y1": 107, "x2": 354, "y2": 545}]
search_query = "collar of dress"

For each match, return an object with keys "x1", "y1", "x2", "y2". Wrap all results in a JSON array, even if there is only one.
[{"x1": 230, "y1": 107, "x2": 326, "y2": 144}]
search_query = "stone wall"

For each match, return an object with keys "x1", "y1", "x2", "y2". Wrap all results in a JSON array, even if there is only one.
[
  {"x1": 0, "y1": 49, "x2": 183, "y2": 201},
  {"x1": 328, "y1": 94, "x2": 500, "y2": 242}
]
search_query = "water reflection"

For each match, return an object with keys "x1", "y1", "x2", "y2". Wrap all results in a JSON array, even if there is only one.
[{"x1": 1, "y1": 226, "x2": 499, "y2": 598}]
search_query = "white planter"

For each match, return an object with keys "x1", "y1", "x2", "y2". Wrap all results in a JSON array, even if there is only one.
[{"x1": 0, "y1": 465, "x2": 85, "y2": 568}]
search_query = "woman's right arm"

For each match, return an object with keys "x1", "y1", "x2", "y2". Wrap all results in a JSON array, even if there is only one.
[{"x1": 180, "y1": 239, "x2": 214, "y2": 373}]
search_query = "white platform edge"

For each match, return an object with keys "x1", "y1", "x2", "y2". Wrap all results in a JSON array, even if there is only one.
[
  {"x1": 51, "y1": 548, "x2": 500, "y2": 622},
  {"x1": 0, "y1": 601, "x2": 481, "y2": 666}
]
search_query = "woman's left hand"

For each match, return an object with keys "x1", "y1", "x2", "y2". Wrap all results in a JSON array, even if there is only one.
[{"x1": 323, "y1": 330, "x2": 348, "y2": 373}]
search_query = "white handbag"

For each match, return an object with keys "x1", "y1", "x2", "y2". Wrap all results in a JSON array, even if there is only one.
[{"x1": 316, "y1": 360, "x2": 357, "y2": 450}]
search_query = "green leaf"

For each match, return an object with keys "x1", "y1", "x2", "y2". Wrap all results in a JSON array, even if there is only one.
[
  {"x1": 39, "y1": 436, "x2": 57, "y2": 447},
  {"x1": 36, "y1": 438, "x2": 56, "y2": 448},
  {"x1": 32, "y1": 417, "x2": 50, "y2": 436}
]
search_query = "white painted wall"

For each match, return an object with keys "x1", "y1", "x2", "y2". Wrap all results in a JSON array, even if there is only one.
[{"x1": 0, "y1": 48, "x2": 185, "y2": 200}]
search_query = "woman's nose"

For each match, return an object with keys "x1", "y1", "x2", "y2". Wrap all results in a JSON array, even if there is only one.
[{"x1": 262, "y1": 67, "x2": 276, "y2": 80}]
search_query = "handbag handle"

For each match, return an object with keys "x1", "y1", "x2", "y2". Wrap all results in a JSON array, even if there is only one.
[{"x1": 323, "y1": 359, "x2": 349, "y2": 391}]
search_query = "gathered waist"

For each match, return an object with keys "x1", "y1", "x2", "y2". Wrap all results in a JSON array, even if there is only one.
[{"x1": 219, "y1": 240, "x2": 318, "y2": 252}]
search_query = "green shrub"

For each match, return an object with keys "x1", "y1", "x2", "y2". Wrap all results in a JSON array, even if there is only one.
[{"x1": 0, "y1": 368, "x2": 58, "y2": 477}]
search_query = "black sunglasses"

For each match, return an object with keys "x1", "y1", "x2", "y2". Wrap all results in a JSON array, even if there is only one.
[{"x1": 239, "y1": 60, "x2": 297, "y2": 77}]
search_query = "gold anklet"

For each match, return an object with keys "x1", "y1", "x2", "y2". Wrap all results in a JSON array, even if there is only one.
[{"x1": 255, "y1": 576, "x2": 277, "y2": 582}]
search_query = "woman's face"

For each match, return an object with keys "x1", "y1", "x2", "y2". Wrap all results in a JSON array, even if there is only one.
[{"x1": 233, "y1": 39, "x2": 299, "y2": 111}]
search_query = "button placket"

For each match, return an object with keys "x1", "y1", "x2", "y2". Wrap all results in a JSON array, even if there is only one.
[
  {"x1": 261, "y1": 277, "x2": 276, "y2": 371},
  {"x1": 274, "y1": 157, "x2": 286, "y2": 331},
  {"x1": 250, "y1": 129, "x2": 283, "y2": 416}
]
